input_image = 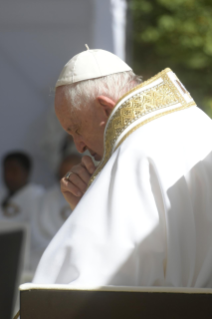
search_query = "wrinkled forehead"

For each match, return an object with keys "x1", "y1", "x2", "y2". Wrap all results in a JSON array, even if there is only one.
[
  {"x1": 55, "y1": 86, "x2": 70, "y2": 109},
  {"x1": 55, "y1": 87, "x2": 73, "y2": 115},
  {"x1": 54, "y1": 87, "x2": 81, "y2": 130}
]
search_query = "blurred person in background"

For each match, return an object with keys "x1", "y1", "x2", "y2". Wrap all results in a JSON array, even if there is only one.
[
  {"x1": 0, "y1": 151, "x2": 44, "y2": 222},
  {"x1": 31, "y1": 153, "x2": 81, "y2": 271}
]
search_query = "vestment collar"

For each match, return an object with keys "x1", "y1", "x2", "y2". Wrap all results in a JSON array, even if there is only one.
[{"x1": 89, "y1": 68, "x2": 196, "y2": 185}]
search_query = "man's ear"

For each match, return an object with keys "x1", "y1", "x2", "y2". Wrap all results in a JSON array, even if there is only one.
[{"x1": 96, "y1": 96, "x2": 116, "y2": 117}]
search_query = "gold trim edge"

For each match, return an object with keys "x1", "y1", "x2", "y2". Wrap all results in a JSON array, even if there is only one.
[
  {"x1": 115, "y1": 101, "x2": 195, "y2": 152},
  {"x1": 13, "y1": 310, "x2": 20, "y2": 319},
  {"x1": 88, "y1": 68, "x2": 196, "y2": 186}
]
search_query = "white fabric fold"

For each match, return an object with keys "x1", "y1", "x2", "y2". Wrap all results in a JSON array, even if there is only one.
[{"x1": 34, "y1": 105, "x2": 212, "y2": 287}]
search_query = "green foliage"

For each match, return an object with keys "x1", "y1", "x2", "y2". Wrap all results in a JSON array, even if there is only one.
[{"x1": 130, "y1": 0, "x2": 212, "y2": 115}]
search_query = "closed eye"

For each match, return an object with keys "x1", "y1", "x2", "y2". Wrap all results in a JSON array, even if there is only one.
[{"x1": 75, "y1": 129, "x2": 81, "y2": 136}]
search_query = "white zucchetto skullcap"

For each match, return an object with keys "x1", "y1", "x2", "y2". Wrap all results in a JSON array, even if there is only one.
[{"x1": 55, "y1": 49, "x2": 132, "y2": 88}]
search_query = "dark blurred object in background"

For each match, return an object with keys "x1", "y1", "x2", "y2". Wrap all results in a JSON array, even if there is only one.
[{"x1": 0, "y1": 228, "x2": 24, "y2": 319}]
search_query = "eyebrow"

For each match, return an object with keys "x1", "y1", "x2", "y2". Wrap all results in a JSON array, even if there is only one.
[{"x1": 67, "y1": 125, "x2": 78, "y2": 133}]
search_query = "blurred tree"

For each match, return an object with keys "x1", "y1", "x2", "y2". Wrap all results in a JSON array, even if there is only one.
[{"x1": 130, "y1": 0, "x2": 212, "y2": 116}]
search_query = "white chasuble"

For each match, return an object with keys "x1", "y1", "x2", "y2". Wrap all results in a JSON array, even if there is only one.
[
  {"x1": 31, "y1": 184, "x2": 72, "y2": 250},
  {"x1": 33, "y1": 69, "x2": 212, "y2": 288}
]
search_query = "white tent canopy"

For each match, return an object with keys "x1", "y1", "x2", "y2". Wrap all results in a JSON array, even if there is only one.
[{"x1": 0, "y1": 0, "x2": 127, "y2": 187}]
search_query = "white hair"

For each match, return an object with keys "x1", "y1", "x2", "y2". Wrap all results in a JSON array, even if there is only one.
[{"x1": 59, "y1": 71, "x2": 142, "y2": 109}]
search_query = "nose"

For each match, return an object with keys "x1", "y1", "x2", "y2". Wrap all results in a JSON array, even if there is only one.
[{"x1": 73, "y1": 137, "x2": 87, "y2": 154}]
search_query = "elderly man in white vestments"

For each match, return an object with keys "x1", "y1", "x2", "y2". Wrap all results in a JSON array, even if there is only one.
[{"x1": 33, "y1": 49, "x2": 212, "y2": 288}]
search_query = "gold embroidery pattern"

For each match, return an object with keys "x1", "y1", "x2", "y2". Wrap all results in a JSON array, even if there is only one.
[
  {"x1": 13, "y1": 310, "x2": 20, "y2": 319},
  {"x1": 89, "y1": 68, "x2": 196, "y2": 186},
  {"x1": 115, "y1": 100, "x2": 195, "y2": 152}
]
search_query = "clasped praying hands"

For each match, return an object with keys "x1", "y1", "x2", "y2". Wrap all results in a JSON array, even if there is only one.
[{"x1": 61, "y1": 155, "x2": 96, "y2": 210}]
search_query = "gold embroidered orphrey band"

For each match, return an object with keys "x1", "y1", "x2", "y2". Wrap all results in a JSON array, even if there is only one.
[
  {"x1": 13, "y1": 310, "x2": 20, "y2": 319},
  {"x1": 88, "y1": 68, "x2": 196, "y2": 186}
]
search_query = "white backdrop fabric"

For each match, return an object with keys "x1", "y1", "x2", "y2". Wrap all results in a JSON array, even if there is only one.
[{"x1": 0, "y1": 0, "x2": 127, "y2": 187}]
